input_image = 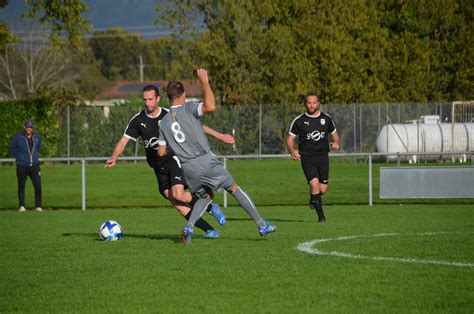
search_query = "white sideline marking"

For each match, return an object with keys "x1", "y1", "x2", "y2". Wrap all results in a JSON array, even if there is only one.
[{"x1": 297, "y1": 232, "x2": 474, "y2": 268}]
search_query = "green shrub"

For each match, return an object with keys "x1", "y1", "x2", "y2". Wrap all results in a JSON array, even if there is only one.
[{"x1": 0, "y1": 98, "x2": 59, "y2": 158}]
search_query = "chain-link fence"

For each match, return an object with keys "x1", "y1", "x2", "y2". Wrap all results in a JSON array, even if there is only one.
[
  {"x1": 54, "y1": 102, "x2": 455, "y2": 158},
  {"x1": 56, "y1": 105, "x2": 145, "y2": 158},
  {"x1": 322, "y1": 102, "x2": 452, "y2": 154}
]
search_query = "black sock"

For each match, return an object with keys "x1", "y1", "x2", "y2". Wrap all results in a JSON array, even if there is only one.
[
  {"x1": 310, "y1": 193, "x2": 325, "y2": 221},
  {"x1": 189, "y1": 195, "x2": 199, "y2": 207},
  {"x1": 184, "y1": 211, "x2": 214, "y2": 232},
  {"x1": 189, "y1": 195, "x2": 212, "y2": 213}
]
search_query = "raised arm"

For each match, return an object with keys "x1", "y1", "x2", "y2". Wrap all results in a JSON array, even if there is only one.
[
  {"x1": 105, "y1": 136, "x2": 130, "y2": 168},
  {"x1": 202, "y1": 124, "x2": 235, "y2": 145},
  {"x1": 197, "y1": 68, "x2": 216, "y2": 115}
]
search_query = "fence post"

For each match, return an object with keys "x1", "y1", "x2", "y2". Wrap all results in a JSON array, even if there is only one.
[
  {"x1": 378, "y1": 103, "x2": 381, "y2": 135},
  {"x1": 368, "y1": 153, "x2": 373, "y2": 206},
  {"x1": 398, "y1": 103, "x2": 400, "y2": 123},
  {"x1": 359, "y1": 104, "x2": 363, "y2": 152},
  {"x1": 82, "y1": 159, "x2": 86, "y2": 210},
  {"x1": 386, "y1": 105, "x2": 389, "y2": 163},
  {"x1": 353, "y1": 103, "x2": 357, "y2": 154},
  {"x1": 223, "y1": 157, "x2": 227, "y2": 208},
  {"x1": 67, "y1": 105, "x2": 70, "y2": 165},
  {"x1": 258, "y1": 104, "x2": 262, "y2": 158}
]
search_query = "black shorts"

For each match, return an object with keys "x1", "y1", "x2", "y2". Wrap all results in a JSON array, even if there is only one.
[
  {"x1": 300, "y1": 154, "x2": 329, "y2": 184},
  {"x1": 153, "y1": 156, "x2": 187, "y2": 195}
]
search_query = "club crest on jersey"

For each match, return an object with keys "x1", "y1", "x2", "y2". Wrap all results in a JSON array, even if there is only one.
[{"x1": 320, "y1": 118, "x2": 326, "y2": 125}]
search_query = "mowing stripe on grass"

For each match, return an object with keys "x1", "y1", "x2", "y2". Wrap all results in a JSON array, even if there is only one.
[{"x1": 297, "y1": 232, "x2": 474, "y2": 268}]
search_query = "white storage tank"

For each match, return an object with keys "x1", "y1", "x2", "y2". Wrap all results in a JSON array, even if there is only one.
[{"x1": 376, "y1": 116, "x2": 473, "y2": 161}]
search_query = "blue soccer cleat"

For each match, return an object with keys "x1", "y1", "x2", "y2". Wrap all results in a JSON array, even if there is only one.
[
  {"x1": 209, "y1": 204, "x2": 226, "y2": 226},
  {"x1": 181, "y1": 226, "x2": 193, "y2": 244},
  {"x1": 202, "y1": 230, "x2": 220, "y2": 239},
  {"x1": 259, "y1": 220, "x2": 277, "y2": 236}
]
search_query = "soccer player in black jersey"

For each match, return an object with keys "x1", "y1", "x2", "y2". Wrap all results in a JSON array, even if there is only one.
[
  {"x1": 287, "y1": 93, "x2": 340, "y2": 222},
  {"x1": 105, "y1": 85, "x2": 234, "y2": 237}
]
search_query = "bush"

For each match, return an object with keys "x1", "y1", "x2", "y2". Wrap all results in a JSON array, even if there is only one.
[{"x1": 0, "y1": 98, "x2": 59, "y2": 158}]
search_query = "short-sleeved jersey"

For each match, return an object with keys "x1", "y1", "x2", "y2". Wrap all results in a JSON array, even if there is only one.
[
  {"x1": 158, "y1": 102, "x2": 211, "y2": 163},
  {"x1": 124, "y1": 108, "x2": 171, "y2": 168},
  {"x1": 288, "y1": 111, "x2": 336, "y2": 155}
]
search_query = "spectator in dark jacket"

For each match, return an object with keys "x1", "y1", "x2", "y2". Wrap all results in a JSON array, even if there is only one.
[{"x1": 9, "y1": 120, "x2": 43, "y2": 212}]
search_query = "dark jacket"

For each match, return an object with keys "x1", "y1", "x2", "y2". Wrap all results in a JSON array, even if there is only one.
[{"x1": 9, "y1": 132, "x2": 41, "y2": 166}]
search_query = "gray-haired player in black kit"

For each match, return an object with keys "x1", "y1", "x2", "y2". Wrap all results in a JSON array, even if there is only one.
[
  {"x1": 106, "y1": 85, "x2": 234, "y2": 238},
  {"x1": 158, "y1": 68, "x2": 277, "y2": 244},
  {"x1": 287, "y1": 93, "x2": 340, "y2": 222}
]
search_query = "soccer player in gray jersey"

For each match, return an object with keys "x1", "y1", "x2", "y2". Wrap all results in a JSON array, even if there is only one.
[
  {"x1": 106, "y1": 84, "x2": 233, "y2": 238},
  {"x1": 158, "y1": 68, "x2": 277, "y2": 244}
]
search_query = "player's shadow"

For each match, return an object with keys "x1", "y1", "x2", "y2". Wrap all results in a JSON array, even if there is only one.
[
  {"x1": 62, "y1": 232, "x2": 179, "y2": 242},
  {"x1": 226, "y1": 217, "x2": 304, "y2": 223},
  {"x1": 231, "y1": 237, "x2": 278, "y2": 242},
  {"x1": 126, "y1": 233, "x2": 180, "y2": 242},
  {"x1": 63, "y1": 232, "x2": 103, "y2": 241}
]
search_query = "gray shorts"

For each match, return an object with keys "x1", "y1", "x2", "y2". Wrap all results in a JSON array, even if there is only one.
[{"x1": 182, "y1": 153, "x2": 234, "y2": 194}]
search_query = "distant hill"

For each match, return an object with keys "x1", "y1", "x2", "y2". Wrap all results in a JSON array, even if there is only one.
[
  {"x1": 85, "y1": 0, "x2": 159, "y2": 31},
  {"x1": 0, "y1": 0, "x2": 172, "y2": 39}
]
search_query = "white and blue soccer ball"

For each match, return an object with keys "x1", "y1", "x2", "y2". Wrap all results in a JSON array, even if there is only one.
[{"x1": 99, "y1": 220, "x2": 123, "y2": 241}]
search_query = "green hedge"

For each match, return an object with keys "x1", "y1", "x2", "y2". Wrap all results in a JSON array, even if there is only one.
[
  {"x1": 1, "y1": 98, "x2": 145, "y2": 159},
  {"x1": 56, "y1": 104, "x2": 144, "y2": 157},
  {"x1": 0, "y1": 98, "x2": 59, "y2": 158}
]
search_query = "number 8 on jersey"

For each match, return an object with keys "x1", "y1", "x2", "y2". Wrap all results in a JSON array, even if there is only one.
[{"x1": 171, "y1": 122, "x2": 186, "y2": 143}]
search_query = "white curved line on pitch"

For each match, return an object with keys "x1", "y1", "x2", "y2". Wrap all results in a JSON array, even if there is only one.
[{"x1": 296, "y1": 232, "x2": 473, "y2": 268}]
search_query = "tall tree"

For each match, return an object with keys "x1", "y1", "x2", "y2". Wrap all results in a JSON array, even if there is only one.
[
  {"x1": 24, "y1": 0, "x2": 90, "y2": 49},
  {"x1": 426, "y1": 0, "x2": 473, "y2": 101},
  {"x1": 156, "y1": 0, "x2": 392, "y2": 104},
  {"x1": 156, "y1": 0, "x2": 473, "y2": 104},
  {"x1": 0, "y1": 0, "x2": 16, "y2": 48},
  {"x1": 0, "y1": 34, "x2": 79, "y2": 99},
  {"x1": 88, "y1": 28, "x2": 192, "y2": 82},
  {"x1": 88, "y1": 28, "x2": 146, "y2": 81}
]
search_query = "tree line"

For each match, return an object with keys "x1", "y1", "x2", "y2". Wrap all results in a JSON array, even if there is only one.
[{"x1": 0, "y1": 0, "x2": 472, "y2": 105}]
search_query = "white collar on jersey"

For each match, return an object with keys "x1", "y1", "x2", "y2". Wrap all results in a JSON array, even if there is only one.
[
  {"x1": 170, "y1": 104, "x2": 184, "y2": 108},
  {"x1": 304, "y1": 111, "x2": 321, "y2": 118},
  {"x1": 145, "y1": 107, "x2": 162, "y2": 118}
]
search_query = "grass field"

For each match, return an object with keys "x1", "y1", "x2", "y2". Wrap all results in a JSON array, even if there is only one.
[
  {"x1": 0, "y1": 159, "x2": 472, "y2": 209},
  {"x1": 0, "y1": 159, "x2": 473, "y2": 312},
  {"x1": 0, "y1": 205, "x2": 473, "y2": 312}
]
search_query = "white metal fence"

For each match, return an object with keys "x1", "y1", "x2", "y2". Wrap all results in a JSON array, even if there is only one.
[{"x1": 1, "y1": 151, "x2": 472, "y2": 210}]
